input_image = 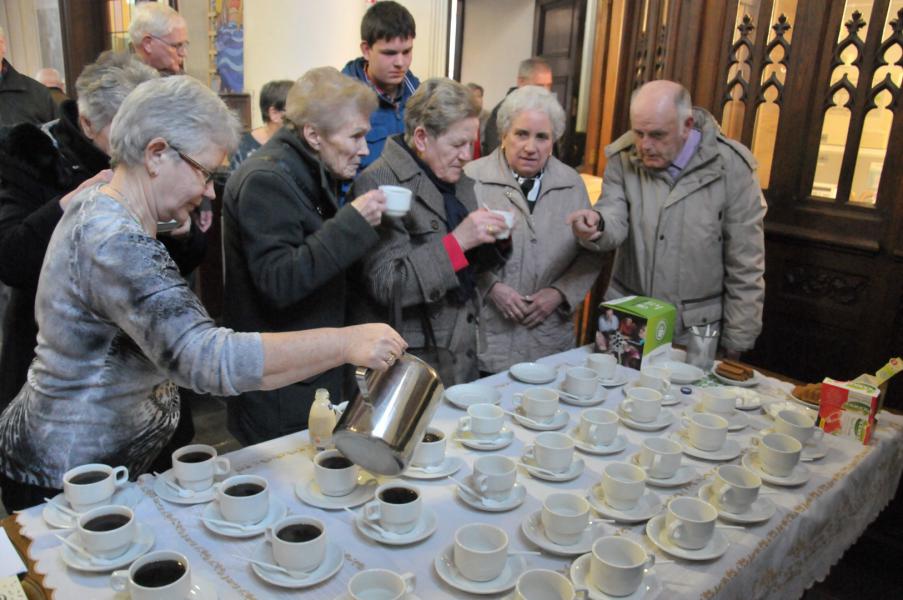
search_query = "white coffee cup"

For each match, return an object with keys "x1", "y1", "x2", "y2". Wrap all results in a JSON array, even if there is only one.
[
  {"x1": 267, "y1": 515, "x2": 327, "y2": 572},
  {"x1": 712, "y1": 465, "x2": 761, "y2": 514},
  {"x1": 680, "y1": 412, "x2": 729, "y2": 452},
  {"x1": 458, "y1": 403, "x2": 505, "y2": 440},
  {"x1": 515, "y1": 388, "x2": 560, "y2": 423},
  {"x1": 633, "y1": 437, "x2": 682, "y2": 479},
  {"x1": 473, "y1": 455, "x2": 517, "y2": 500},
  {"x1": 348, "y1": 569, "x2": 416, "y2": 600},
  {"x1": 411, "y1": 427, "x2": 447, "y2": 467},
  {"x1": 639, "y1": 366, "x2": 671, "y2": 395},
  {"x1": 63, "y1": 463, "x2": 129, "y2": 513},
  {"x1": 541, "y1": 493, "x2": 590, "y2": 546},
  {"x1": 620, "y1": 387, "x2": 662, "y2": 422},
  {"x1": 589, "y1": 536, "x2": 654, "y2": 597},
  {"x1": 753, "y1": 432, "x2": 802, "y2": 477},
  {"x1": 171, "y1": 444, "x2": 229, "y2": 491},
  {"x1": 526, "y1": 432, "x2": 574, "y2": 473},
  {"x1": 578, "y1": 408, "x2": 619, "y2": 446},
  {"x1": 586, "y1": 353, "x2": 617, "y2": 380},
  {"x1": 563, "y1": 366, "x2": 600, "y2": 398},
  {"x1": 215, "y1": 474, "x2": 269, "y2": 524},
  {"x1": 380, "y1": 185, "x2": 412, "y2": 217},
  {"x1": 77, "y1": 505, "x2": 136, "y2": 559},
  {"x1": 314, "y1": 449, "x2": 359, "y2": 497},
  {"x1": 364, "y1": 483, "x2": 421, "y2": 534},
  {"x1": 490, "y1": 209, "x2": 515, "y2": 239},
  {"x1": 453, "y1": 523, "x2": 509, "y2": 582},
  {"x1": 775, "y1": 409, "x2": 823, "y2": 445},
  {"x1": 111, "y1": 550, "x2": 190, "y2": 600},
  {"x1": 665, "y1": 497, "x2": 717, "y2": 550},
  {"x1": 515, "y1": 569, "x2": 576, "y2": 600},
  {"x1": 599, "y1": 462, "x2": 646, "y2": 510},
  {"x1": 700, "y1": 387, "x2": 737, "y2": 415}
]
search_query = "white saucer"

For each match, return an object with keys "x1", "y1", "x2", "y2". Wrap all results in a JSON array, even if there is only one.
[
  {"x1": 520, "y1": 510, "x2": 606, "y2": 556},
  {"x1": 586, "y1": 486, "x2": 662, "y2": 523},
  {"x1": 43, "y1": 486, "x2": 142, "y2": 529},
  {"x1": 688, "y1": 404, "x2": 748, "y2": 431},
  {"x1": 661, "y1": 361, "x2": 705, "y2": 384},
  {"x1": 455, "y1": 426, "x2": 515, "y2": 450},
  {"x1": 434, "y1": 543, "x2": 527, "y2": 595},
  {"x1": 723, "y1": 387, "x2": 763, "y2": 410},
  {"x1": 698, "y1": 483, "x2": 776, "y2": 524},
  {"x1": 598, "y1": 373, "x2": 629, "y2": 387},
  {"x1": 520, "y1": 453, "x2": 585, "y2": 482},
  {"x1": 153, "y1": 469, "x2": 216, "y2": 505},
  {"x1": 510, "y1": 362, "x2": 558, "y2": 384},
  {"x1": 618, "y1": 407, "x2": 675, "y2": 431},
  {"x1": 404, "y1": 456, "x2": 464, "y2": 479},
  {"x1": 763, "y1": 400, "x2": 818, "y2": 421},
  {"x1": 457, "y1": 479, "x2": 526, "y2": 512},
  {"x1": 295, "y1": 476, "x2": 378, "y2": 510},
  {"x1": 641, "y1": 463, "x2": 698, "y2": 488},
  {"x1": 625, "y1": 380, "x2": 679, "y2": 406},
  {"x1": 676, "y1": 437, "x2": 742, "y2": 462},
  {"x1": 711, "y1": 362, "x2": 759, "y2": 387},
  {"x1": 354, "y1": 506, "x2": 437, "y2": 545},
  {"x1": 558, "y1": 383, "x2": 607, "y2": 406},
  {"x1": 249, "y1": 538, "x2": 343, "y2": 588},
  {"x1": 445, "y1": 383, "x2": 501, "y2": 409},
  {"x1": 570, "y1": 552, "x2": 663, "y2": 600},
  {"x1": 758, "y1": 430, "x2": 827, "y2": 461},
  {"x1": 645, "y1": 514, "x2": 730, "y2": 561},
  {"x1": 512, "y1": 406, "x2": 569, "y2": 431},
  {"x1": 742, "y1": 452, "x2": 811, "y2": 486},
  {"x1": 201, "y1": 497, "x2": 286, "y2": 538},
  {"x1": 61, "y1": 523, "x2": 154, "y2": 572},
  {"x1": 571, "y1": 430, "x2": 627, "y2": 456}
]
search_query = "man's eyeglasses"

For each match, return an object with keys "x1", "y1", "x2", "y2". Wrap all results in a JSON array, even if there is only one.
[
  {"x1": 170, "y1": 144, "x2": 215, "y2": 185},
  {"x1": 148, "y1": 34, "x2": 190, "y2": 53}
]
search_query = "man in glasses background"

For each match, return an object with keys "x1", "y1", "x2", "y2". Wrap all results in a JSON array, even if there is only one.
[{"x1": 129, "y1": 3, "x2": 189, "y2": 76}]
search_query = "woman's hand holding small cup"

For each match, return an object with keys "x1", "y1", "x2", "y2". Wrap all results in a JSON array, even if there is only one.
[
  {"x1": 350, "y1": 189, "x2": 387, "y2": 226},
  {"x1": 452, "y1": 208, "x2": 508, "y2": 251}
]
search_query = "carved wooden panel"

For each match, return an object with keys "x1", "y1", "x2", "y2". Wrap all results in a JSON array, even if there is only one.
[{"x1": 781, "y1": 263, "x2": 869, "y2": 306}]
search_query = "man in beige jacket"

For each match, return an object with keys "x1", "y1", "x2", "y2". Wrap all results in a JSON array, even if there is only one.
[{"x1": 568, "y1": 80, "x2": 766, "y2": 357}]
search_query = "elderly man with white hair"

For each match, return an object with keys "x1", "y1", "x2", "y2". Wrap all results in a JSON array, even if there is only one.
[
  {"x1": 0, "y1": 25, "x2": 57, "y2": 126},
  {"x1": 128, "y1": 2, "x2": 189, "y2": 75}
]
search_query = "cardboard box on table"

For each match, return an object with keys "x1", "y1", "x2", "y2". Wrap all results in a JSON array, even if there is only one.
[
  {"x1": 817, "y1": 378, "x2": 880, "y2": 444},
  {"x1": 596, "y1": 296, "x2": 676, "y2": 371}
]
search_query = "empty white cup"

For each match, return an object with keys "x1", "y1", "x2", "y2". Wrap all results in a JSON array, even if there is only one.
[
  {"x1": 586, "y1": 353, "x2": 617, "y2": 380},
  {"x1": 526, "y1": 432, "x2": 574, "y2": 473},
  {"x1": 459, "y1": 403, "x2": 505, "y2": 440},
  {"x1": 578, "y1": 408, "x2": 619, "y2": 446},
  {"x1": 453, "y1": 523, "x2": 509, "y2": 582},
  {"x1": 680, "y1": 412, "x2": 729, "y2": 451},
  {"x1": 515, "y1": 569, "x2": 576, "y2": 600},
  {"x1": 380, "y1": 185, "x2": 412, "y2": 217},
  {"x1": 633, "y1": 437, "x2": 682, "y2": 479},
  {"x1": 774, "y1": 409, "x2": 823, "y2": 445},
  {"x1": 700, "y1": 387, "x2": 738, "y2": 415},
  {"x1": 473, "y1": 455, "x2": 517, "y2": 500},
  {"x1": 490, "y1": 209, "x2": 515, "y2": 239},
  {"x1": 753, "y1": 432, "x2": 802, "y2": 477},
  {"x1": 516, "y1": 388, "x2": 560, "y2": 423},
  {"x1": 712, "y1": 465, "x2": 761, "y2": 514},
  {"x1": 665, "y1": 497, "x2": 717, "y2": 550},
  {"x1": 620, "y1": 387, "x2": 662, "y2": 423},
  {"x1": 348, "y1": 569, "x2": 416, "y2": 600},
  {"x1": 639, "y1": 366, "x2": 671, "y2": 395},
  {"x1": 563, "y1": 366, "x2": 600, "y2": 398},
  {"x1": 541, "y1": 493, "x2": 590, "y2": 546},
  {"x1": 589, "y1": 536, "x2": 654, "y2": 597},
  {"x1": 599, "y1": 462, "x2": 646, "y2": 510}
]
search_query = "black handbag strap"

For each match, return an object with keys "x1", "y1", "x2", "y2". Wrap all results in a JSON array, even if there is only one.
[{"x1": 391, "y1": 262, "x2": 439, "y2": 349}]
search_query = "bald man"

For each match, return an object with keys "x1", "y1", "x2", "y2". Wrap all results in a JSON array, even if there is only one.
[
  {"x1": 568, "y1": 80, "x2": 766, "y2": 358},
  {"x1": 34, "y1": 67, "x2": 68, "y2": 108},
  {"x1": 128, "y1": 2, "x2": 189, "y2": 75},
  {"x1": 482, "y1": 57, "x2": 553, "y2": 156}
]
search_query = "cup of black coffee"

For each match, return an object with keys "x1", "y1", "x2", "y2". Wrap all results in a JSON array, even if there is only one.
[
  {"x1": 411, "y1": 426, "x2": 446, "y2": 468},
  {"x1": 364, "y1": 483, "x2": 422, "y2": 534},
  {"x1": 171, "y1": 443, "x2": 230, "y2": 491},
  {"x1": 215, "y1": 474, "x2": 269, "y2": 524},
  {"x1": 111, "y1": 550, "x2": 191, "y2": 600},
  {"x1": 267, "y1": 515, "x2": 327, "y2": 572},
  {"x1": 63, "y1": 463, "x2": 129, "y2": 513},
  {"x1": 313, "y1": 449, "x2": 359, "y2": 497},
  {"x1": 77, "y1": 505, "x2": 136, "y2": 559}
]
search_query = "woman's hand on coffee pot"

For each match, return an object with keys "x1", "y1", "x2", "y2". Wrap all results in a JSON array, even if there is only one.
[
  {"x1": 452, "y1": 208, "x2": 507, "y2": 251},
  {"x1": 342, "y1": 323, "x2": 407, "y2": 370},
  {"x1": 350, "y1": 189, "x2": 387, "y2": 226}
]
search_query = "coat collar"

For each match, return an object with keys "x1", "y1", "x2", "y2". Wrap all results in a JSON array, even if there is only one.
[{"x1": 271, "y1": 124, "x2": 339, "y2": 211}]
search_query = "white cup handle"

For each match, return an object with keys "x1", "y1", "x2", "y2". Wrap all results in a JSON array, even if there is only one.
[
  {"x1": 635, "y1": 452, "x2": 652, "y2": 469},
  {"x1": 751, "y1": 436, "x2": 762, "y2": 447},
  {"x1": 363, "y1": 500, "x2": 381, "y2": 523},
  {"x1": 712, "y1": 481, "x2": 730, "y2": 506},
  {"x1": 587, "y1": 424, "x2": 599, "y2": 441},
  {"x1": 473, "y1": 474, "x2": 489, "y2": 493},
  {"x1": 512, "y1": 393, "x2": 523, "y2": 408},
  {"x1": 645, "y1": 554, "x2": 656, "y2": 570},
  {"x1": 458, "y1": 417, "x2": 472, "y2": 432},
  {"x1": 214, "y1": 458, "x2": 230, "y2": 476},
  {"x1": 621, "y1": 399, "x2": 634, "y2": 415},
  {"x1": 110, "y1": 570, "x2": 130, "y2": 593},
  {"x1": 666, "y1": 520, "x2": 683, "y2": 542},
  {"x1": 112, "y1": 466, "x2": 129, "y2": 487},
  {"x1": 400, "y1": 572, "x2": 416, "y2": 594},
  {"x1": 265, "y1": 527, "x2": 276, "y2": 544},
  {"x1": 523, "y1": 446, "x2": 535, "y2": 462}
]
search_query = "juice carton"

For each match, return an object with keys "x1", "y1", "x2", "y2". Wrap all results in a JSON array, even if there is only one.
[
  {"x1": 817, "y1": 378, "x2": 881, "y2": 444},
  {"x1": 596, "y1": 296, "x2": 676, "y2": 370}
]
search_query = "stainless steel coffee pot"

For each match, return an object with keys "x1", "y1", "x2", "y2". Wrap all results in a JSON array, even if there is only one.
[{"x1": 332, "y1": 353, "x2": 444, "y2": 475}]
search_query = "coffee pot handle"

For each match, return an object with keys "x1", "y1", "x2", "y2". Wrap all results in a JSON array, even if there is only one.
[{"x1": 355, "y1": 367, "x2": 370, "y2": 399}]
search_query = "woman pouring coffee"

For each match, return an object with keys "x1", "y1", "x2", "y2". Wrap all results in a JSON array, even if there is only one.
[{"x1": 0, "y1": 76, "x2": 406, "y2": 512}]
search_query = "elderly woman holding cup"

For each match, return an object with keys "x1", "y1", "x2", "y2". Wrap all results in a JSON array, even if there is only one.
[
  {"x1": 351, "y1": 78, "x2": 510, "y2": 384},
  {"x1": 0, "y1": 76, "x2": 405, "y2": 512},
  {"x1": 465, "y1": 86, "x2": 597, "y2": 373},
  {"x1": 223, "y1": 67, "x2": 391, "y2": 445}
]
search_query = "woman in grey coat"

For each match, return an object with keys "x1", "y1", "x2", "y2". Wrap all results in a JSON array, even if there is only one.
[
  {"x1": 465, "y1": 86, "x2": 598, "y2": 373},
  {"x1": 351, "y1": 78, "x2": 510, "y2": 384}
]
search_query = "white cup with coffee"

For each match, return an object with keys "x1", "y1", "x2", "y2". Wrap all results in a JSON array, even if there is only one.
[
  {"x1": 712, "y1": 465, "x2": 761, "y2": 514},
  {"x1": 313, "y1": 449, "x2": 359, "y2": 496},
  {"x1": 348, "y1": 569, "x2": 416, "y2": 600},
  {"x1": 267, "y1": 515, "x2": 327, "y2": 572},
  {"x1": 752, "y1": 432, "x2": 802, "y2": 477},
  {"x1": 599, "y1": 462, "x2": 646, "y2": 510},
  {"x1": 171, "y1": 444, "x2": 229, "y2": 491},
  {"x1": 585, "y1": 353, "x2": 617, "y2": 380},
  {"x1": 453, "y1": 523, "x2": 509, "y2": 582},
  {"x1": 515, "y1": 388, "x2": 560, "y2": 423},
  {"x1": 588, "y1": 536, "x2": 654, "y2": 597},
  {"x1": 541, "y1": 493, "x2": 590, "y2": 546},
  {"x1": 411, "y1": 427, "x2": 447, "y2": 467},
  {"x1": 665, "y1": 497, "x2": 717, "y2": 550},
  {"x1": 77, "y1": 505, "x2": 136, "y2": 559},
  {"x1": 364, "y1": 482, "x2": 422, "y2": 534},
  {"x1": 472, "y1": 455, "x2": 517, "y2": 501},
  {"x1": 633, "y1": 436, "x2": 682, "y2": 479},
  {"x1": 63, "y1": 463, "x2": 129, "y2": 513},
  {"x1": 620, "y1": 387, "x2": 662, "y2": 422},
  {"x1": 679, "y1": 412, "x2": 729, "y2": 451},
  {"x1": 111, "y1": 550, "x2": 190, "y2": 600},
  {"x1": 774, "y1": 409, "x2": 823, "y2": 445},
  {"x1": 578, "y1": 408, "x2": 619, "y2": 446},
  {"x1": 515, "y1": 569, "x2": 576, "y2": 600},
  {"x1": 379, "y1": 185, "x2": 412, "y2": 217},
  {"x1": 563, "y1": 366, "x2": 600, "y2": 398},
  {"x1": 490, "y1": 209, "x2": 515, "y2": 239},
  {"x1": 458, "y1": 403, "x2": 505, "y2": 440},
  {"x1": 215, "y1": 474, "x2": 269, "y2": 524}
]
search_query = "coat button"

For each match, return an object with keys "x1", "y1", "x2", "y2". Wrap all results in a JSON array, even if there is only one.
[
  {"x1": 531, "y1": 238, "x2": 538, "y2": 244},
  {"x1": 718, "y1": 235, "x2": 723, "y2": 242},
  {"x1": 429, "y1": 290, "x2": 441, "y2": 302},
  {"x1": 430, "y1": 220, "x2": 439, "y2": 230},
  {"x1": 467, "y1": 313, "x2": 475, "y2": 323},
  {"x1": 659, "y1": 235, "x2": 665, "y2": 240},
  {"x1": 466, "y1": 349, "x2": 475, "y2": 358}
]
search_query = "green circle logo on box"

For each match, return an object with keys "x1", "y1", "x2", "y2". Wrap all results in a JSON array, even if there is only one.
[{"x1": 655, "y1": 321, "x2": 667, "y2": 342}]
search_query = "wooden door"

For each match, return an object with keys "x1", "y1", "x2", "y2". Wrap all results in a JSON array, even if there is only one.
[{"x1": 533, "y1": 0, "x2": 587, "y2": 165}]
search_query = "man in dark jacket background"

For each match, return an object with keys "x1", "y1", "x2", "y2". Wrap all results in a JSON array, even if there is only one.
[{"x1": 0, "y1": 26, "x2": 57, "y2": 127}]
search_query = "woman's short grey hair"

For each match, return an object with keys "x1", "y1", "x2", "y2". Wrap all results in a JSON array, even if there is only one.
[
  {"x1": 76, "y1": 51, "x2": 158, "y2": 133},
  {"x1": 497, "y1": 85, "x2": 566, "y2": 142},
  {"x1": 284, "y1": 67, "x2": 377, "y2": 135},
  {"x1": 128, "y1": 3, "x2": 182, "y2": 45},
  {"x1": 110, "y1": 76, "x2": 240, "y2": 167},
  {"x1": 404, "y1": 78, "x2": 480, "y2": 144}
]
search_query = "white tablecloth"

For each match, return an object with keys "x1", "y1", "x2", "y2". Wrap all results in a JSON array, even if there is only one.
[{"x1": 16, "y1": 346, "x2": 903, "y2": 599}]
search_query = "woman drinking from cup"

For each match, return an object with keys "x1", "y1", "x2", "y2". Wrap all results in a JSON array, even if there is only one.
[
  {"x1": 465, "y1": 86, "x2": 597, "y2": 373},
  {"x1": 350, "y1": 78, "x2": 509, "y2": 384},
  {"x1": 0, "y1": 76, "x2": 405, "y2": 512},
  {"x1": 223, "y1": 67, "x2": 389, "y2": 445}
]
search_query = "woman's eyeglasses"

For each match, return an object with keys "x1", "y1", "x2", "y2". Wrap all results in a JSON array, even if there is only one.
[{"x1": 170, "y1": 144, "x2": 215, "y2": 184}]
